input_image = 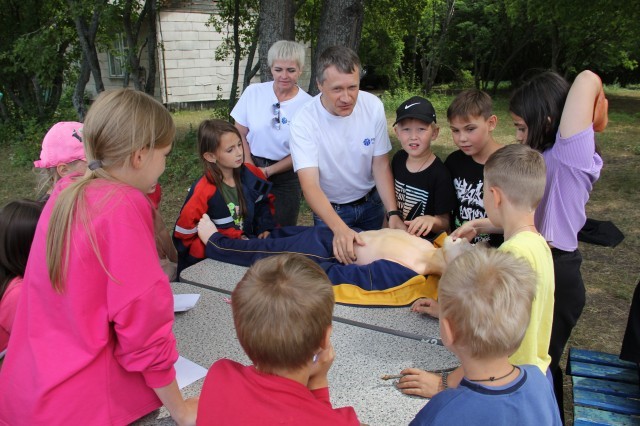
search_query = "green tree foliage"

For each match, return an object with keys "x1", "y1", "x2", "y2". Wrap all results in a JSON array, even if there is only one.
[
  {"x1": 0, "y1": 0, "x2": 77, "y2": 124},
  {"x1": 208, "y1": 0, "x2": 260, "y2": 110},
  {"x1": 358, "y1": 0, "x2": 413, "y2": 89},
  {"x1": 358, "y1": 0, "x2": 639, "y2": 91}
]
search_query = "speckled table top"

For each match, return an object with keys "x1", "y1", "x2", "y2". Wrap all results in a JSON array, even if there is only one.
[
  {"x1": 137, "y1": 261, "x2": 458, "y2": 425},
  {"x1": 180, "y1": 259, "x2": 443, "y2": 341}
]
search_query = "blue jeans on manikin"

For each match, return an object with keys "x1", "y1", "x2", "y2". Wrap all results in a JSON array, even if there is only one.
[{"x1": 313, "y1": 189, "x2": 384, "y2": 231}]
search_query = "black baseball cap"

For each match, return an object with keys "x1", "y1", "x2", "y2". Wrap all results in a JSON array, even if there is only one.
[{"x1": 393, "y1": 96, "x2": 437, "y2": 126}]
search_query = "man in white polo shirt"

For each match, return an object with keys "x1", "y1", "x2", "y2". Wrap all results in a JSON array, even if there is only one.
[{"x1": 290, "y1": 46, "x2": 404, "y2": 265}]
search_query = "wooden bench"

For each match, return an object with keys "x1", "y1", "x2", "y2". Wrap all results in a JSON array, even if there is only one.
[{"x1": 567, "y1": 348, "x2": 640, "y2": 425}]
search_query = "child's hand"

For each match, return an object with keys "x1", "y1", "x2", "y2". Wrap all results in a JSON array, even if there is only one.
[
  {"x1": 451, "y1": 221, "x2": 478, "y2": 241},
  {"x1": 396, "y1": 368, "x2": 442, "y2": 398},
  {"x1": 197, "y1": 214, "x2": 218, "y2": 243},
  {"x1": 411, "y1": 298, "x2": 439, "y2": 318},
  {"x1": 176, "y1": 397, "x2": 199, "y2": 426},
  {"x1": 405, "y1": 215, "x2": 437, "y2": 237},
  {"x1": 307, "y1": 343, "x2": 335, "y2": 390},
  {"x1": 593, "y1": 79, "x2": 608, "y2": 132},
  {"x1": 257, "y1": 231, "x2": 271, "y2": 239}
]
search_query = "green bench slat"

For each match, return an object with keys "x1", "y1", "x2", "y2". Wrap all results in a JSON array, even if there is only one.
[
  {"x1": 571, "y1": 348, "x2": 638, "y2": 370},
  {"x1": 574, "y1": 388, "x2": 640, "y2": 416},
  {"x1": 569, "y1": 361, "x2": 639, "y2": 385},
  {"x1": 573, "y1": 376, "x2": 640, "y2": 399},
  {"x1": 574, "y1": 406, "x2": 640, "y2": 425}
]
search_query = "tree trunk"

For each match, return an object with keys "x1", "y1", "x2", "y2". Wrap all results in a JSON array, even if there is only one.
[
  {"x1": 258, "y1": 0, "x2": 296, "y2": 82},
  {"x1": 69, "y1": 0, "x2": 106, "y2": 95},
  {"x1": 421, "y1": 0, "x2": 455, "y2": 93},
  {"x1": 123, "y1": 0, "x2": 153, "y2": 91},
  {"x1": 550, "y1": 21, "x2": 560, "y2": 72},
  {"x1": 243, "y1": 21, "x2": 261, "y2": 90},
  {"x1": 308, "y1": 0, "x2": 364, "y2": 95},
  {"x1": 73, "y1": 53, "x2": 92, "y2": 121},
  {"x1": 145, "y1": 0, "x2": 158, "y2": 95},
  {"x1": 490, "y1": 29, "x2": 532, "y2": 94},
  {"x1": 228, "y1": 0, "x2": 242, "y2": 111}
]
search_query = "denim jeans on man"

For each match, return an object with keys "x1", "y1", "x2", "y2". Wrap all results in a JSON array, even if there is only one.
[{"x1": 313, "y1": 188, "x2": 384, "y2": 231}]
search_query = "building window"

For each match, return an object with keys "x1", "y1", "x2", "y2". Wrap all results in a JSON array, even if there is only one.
[{"x1": 108, "y1": 35, "x2": 126, "y2": 78}]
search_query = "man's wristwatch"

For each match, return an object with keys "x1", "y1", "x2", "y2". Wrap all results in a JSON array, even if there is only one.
[
  {"x1": 441, "y1": 371, "x2": 449, "y2": 391},
  {"x1": 386, "y1": 210, "x2": 403, "y2": 221}
]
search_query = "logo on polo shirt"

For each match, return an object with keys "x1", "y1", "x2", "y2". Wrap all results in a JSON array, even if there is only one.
[{"x1": 363, "y1": 137, "x2": 375, "y2": 146}]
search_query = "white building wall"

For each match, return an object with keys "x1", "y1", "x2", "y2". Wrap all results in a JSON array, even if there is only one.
[
  {"x1": 86, "y1": 51, "x2": 162, "y2": 99},
  {"x1": 158, "y1": 10, "x2": 243, "y2": 104},
  {"x1": 88, "y1": 8, "x2": 312, "y2": 105}
]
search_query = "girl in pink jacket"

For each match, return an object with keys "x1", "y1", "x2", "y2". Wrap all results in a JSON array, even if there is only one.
[{"x1": 0, "y1": 89, "x2": 197, "y2": 425}]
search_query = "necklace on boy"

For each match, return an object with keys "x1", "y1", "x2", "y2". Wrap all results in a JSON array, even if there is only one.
[
  {"x1": 466, "y1": 365, "x2": 518, "y2": 383},
  {"x1": 408, "y1": 153, "x2": 434, "y2": 173}
]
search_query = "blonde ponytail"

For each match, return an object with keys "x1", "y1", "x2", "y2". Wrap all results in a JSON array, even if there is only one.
[{"x1": 46, "y1": 89, "x2": 175, "y2": 291}]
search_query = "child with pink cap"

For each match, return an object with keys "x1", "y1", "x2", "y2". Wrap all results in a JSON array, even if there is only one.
[{"x1": 34, "y1": 121, "x2": 87, "y2": 200}]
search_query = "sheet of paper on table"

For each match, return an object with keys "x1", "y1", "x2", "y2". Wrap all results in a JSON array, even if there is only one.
[
  {"x1": 173, "y1": 293, "x2": 201, "y2": 312},
  {"x1": 174, "y1": 356, "x2": 208, "y2": 389}
]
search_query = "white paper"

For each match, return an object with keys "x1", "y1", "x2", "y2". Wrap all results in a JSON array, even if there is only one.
[
  {"x1": 174, "y1": 356, "x2": 208, "y2": 389},
  {"x1": 173, "y1": 293, "x2": 201, "y2": 312}
]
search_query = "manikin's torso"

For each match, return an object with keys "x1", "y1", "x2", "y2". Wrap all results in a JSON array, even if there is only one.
[{"x1": 354, "y1": 228, "x2": 436, "y2": 274}]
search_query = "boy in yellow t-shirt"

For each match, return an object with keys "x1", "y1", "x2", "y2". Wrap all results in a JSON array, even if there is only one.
[
  {"x1": 398, "y1": 144, "x2": 554, "y2": 399},
  {"x1": 480, "y1": 144, "x2": 554, "y2": 372}
]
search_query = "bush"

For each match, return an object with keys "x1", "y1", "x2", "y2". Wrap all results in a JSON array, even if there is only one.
[
  {"x1": 0, "y1": 85, "x2": 79, "y2": 166},
  {"x1": 162, "y1": 124, "x2": 201, "y2": 187},
  {"x1": 380, "y1": 88, "x2": 452, "y2": 119}
]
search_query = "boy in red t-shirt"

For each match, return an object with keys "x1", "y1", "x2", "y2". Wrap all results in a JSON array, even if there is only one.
[{"x1": 197, "y1": 254, "x2": 360, "y2": 426}]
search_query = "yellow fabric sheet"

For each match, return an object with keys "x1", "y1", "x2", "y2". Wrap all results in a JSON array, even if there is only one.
[{"x1": 333, "y1": 233, "x2": 445, "y2": 306}]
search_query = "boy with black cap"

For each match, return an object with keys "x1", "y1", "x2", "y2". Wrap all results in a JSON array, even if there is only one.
[{"x1": 390, "y1": 96, "x2": 456, "y2": 240}]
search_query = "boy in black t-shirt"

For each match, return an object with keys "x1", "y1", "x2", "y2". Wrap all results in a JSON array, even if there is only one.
[
  {"x1": 390, "y1": 96, "x2": 456, "y2": 241},
  {"x1": 444, "y1": 90, "x2": 503, "y2": 247}
]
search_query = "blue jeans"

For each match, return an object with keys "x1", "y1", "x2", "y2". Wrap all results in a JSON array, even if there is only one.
[{"x1": 313, "y1": 189, "x2": 384, "y2": 231}]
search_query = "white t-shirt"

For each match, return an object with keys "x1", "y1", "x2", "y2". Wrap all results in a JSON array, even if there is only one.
[
  {"x1": 290, "y1": 91, "x2": 391, "y2": 204},
  {"x1": 231, "y1": 81, "x2": 312, "y2": 161}
]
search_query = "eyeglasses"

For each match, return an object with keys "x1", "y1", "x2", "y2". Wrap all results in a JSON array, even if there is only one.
[{"x1": 272, "y1": 102, "x2": 281, "y2": 130}]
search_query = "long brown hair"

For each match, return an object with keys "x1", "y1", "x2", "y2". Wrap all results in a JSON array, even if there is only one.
[
  {"x1": 0, "y1": 199, "x2": 43, "y2": 297},
  {"x1": 46, "y1": 89, "x2": 175, "y2": 292},
  {"x1": 197, "y1": 119, "x2": 247, "y2": 218},
  {"x1": 509, "y1": 71, "x2": 570, "y2": 152}
]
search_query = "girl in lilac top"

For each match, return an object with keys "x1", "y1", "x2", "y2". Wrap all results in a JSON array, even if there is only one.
[{"x1": 509, "y1": 70, "x2": 606, "y2": 421}]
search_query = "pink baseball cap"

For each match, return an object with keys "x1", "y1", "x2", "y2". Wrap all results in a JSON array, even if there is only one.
[{"x1": 34, "y1": 121, "x2": 86, "y2": 168}]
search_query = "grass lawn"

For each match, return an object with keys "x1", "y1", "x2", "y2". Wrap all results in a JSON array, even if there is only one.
[{"x1": 1, "y1": 88, "x2": 638, "y2": 423}]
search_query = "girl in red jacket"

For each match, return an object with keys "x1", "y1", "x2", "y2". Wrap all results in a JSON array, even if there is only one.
[{"x1": 174, "y1": 119, "x2": 276, "y2": 276}]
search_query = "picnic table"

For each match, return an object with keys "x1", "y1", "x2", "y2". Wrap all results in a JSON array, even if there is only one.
[{"x1": 137, "y1": 259, "x2": 459, "y2": 425}]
